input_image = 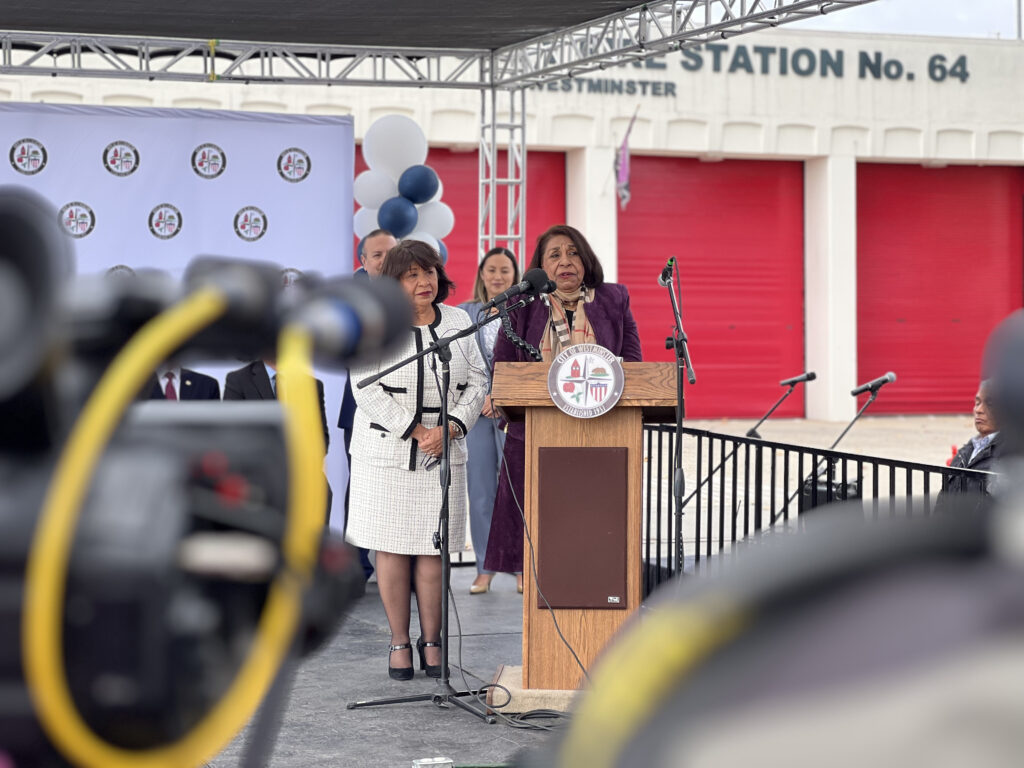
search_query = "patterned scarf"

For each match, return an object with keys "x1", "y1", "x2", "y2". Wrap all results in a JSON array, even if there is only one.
[{"x1": 539, "y1": 287, "x2": 597, "y2": 362}]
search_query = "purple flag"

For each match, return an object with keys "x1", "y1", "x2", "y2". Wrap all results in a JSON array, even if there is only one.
[{"x1": 615, "y1": 107, "x2": 639, "y2": 211}]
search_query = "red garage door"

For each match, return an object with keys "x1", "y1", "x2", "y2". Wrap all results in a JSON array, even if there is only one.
[
  {"x1": 354, "y1": 149, "x2": 565, "y2": 305},
  {"x1": 618, "y1": 157, "x2": 805, "y2": 418},
  {"x1": 857, "y1": 164, "x2": 1024, "y2": 413}
]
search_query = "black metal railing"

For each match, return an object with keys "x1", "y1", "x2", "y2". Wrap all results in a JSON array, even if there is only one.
[{"x1": 641, "y1": 426, "x2": 993, "y2": 596}]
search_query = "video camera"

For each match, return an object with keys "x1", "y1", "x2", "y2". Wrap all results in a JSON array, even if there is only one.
[{"x1": 0, "y1": 186, "x2": 411, "y2": 766}]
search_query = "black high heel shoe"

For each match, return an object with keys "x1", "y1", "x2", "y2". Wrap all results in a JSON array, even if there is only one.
[
  {"x1": 416, "y1": 637, "x2": 446, "y2": 679},
  {"x1": 388, "y1": 642, "x2": 414, "y2": 681}
]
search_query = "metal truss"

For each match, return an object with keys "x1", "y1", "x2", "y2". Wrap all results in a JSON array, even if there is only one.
[
  {"x1": 489, "y1": 0, "x2": 879, "y2": 87},
  {"x1": 0, "y1": 1, "x2": 875, "y2": 89},
  {"x1": 0, "y1": 3, "x2": 872, "y2": 268},
  {"x1": 0, "y1": 33, "x2": 490, "y2": 88},
  {"x1": 479, "y1": 88, "x2": 527, "y2": 262}
]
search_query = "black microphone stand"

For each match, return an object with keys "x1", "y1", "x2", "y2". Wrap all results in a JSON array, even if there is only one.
[
  {"x1": 770, "y1": 388, "x2": 882, "y2": 525},
  {"x1": 345, "y1": 298, "x2": 531, "y2": 723},
  {"x1": 677, "y1": 380, "x2": 804, "y2": 517},
  {"x1": 745, "y1": 383, "x2": 800, "y2": 440},
  {"x1": 663, "y1": 265, "x2": 696, "y2": 578}
]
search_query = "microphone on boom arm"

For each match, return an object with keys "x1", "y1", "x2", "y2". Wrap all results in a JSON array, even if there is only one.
[
  {"x1": 851, "y1": 372, "x2": 896, "y2": 397},
  {"x1": 779, "y1": 371, "x2": 816, "y2": 387},
  {"x1": 482, "y1": 268, "x2": 555, "y2": 309}
]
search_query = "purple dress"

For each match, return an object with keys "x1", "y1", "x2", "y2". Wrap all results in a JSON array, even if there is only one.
[{"x1": 483, "y1": 282, "x2": 643, "y2": 574}]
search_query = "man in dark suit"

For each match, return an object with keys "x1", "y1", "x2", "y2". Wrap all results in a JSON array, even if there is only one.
[
  {"x1": 146, "y1": 364, "x2": 221, "y2": 400},
  {"x1": 224, "y1": 360, "x2": 330, "y2": 450},
  {"x1": 945, "y1": 380, "x2": 1001, "y2": 497},
  {"x1": 339, "y1": 229, "x2": 397, "y2": 581},
  {"x1": 224, "y1": 359, "x2": 333, "y2": 527}
]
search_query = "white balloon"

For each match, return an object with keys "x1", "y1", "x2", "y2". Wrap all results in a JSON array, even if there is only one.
[
  {"x1": 353, "y1": 207, "x2": 379, "y2": 239},
  {"x1": 416, "y1": 201, "x2": 455, "y2": 239},
  {"x1": 353, "y1": 169, "x2": 397, "y2": 209},
  {"x1": 362, "y1": 115, "x2": 428, "y2": 180},
  {"x1": 428, "y1": 178, "x2": 444, "y2": 203},
  {"x1": 403, "y1": 231, "x2": 439, "y2": 252}
]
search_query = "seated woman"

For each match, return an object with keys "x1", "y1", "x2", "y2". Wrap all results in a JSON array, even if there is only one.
[
  {"x1": 483, "y1": 224, "x2": 643, "y2": 588},
  {"x1": 346, "y1": 240, "x2": 487, "y2": 680}
]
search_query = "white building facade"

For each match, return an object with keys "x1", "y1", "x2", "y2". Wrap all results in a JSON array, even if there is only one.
[{"x1": 2, "y1": 29, "x2": 1021, "y2": 420}]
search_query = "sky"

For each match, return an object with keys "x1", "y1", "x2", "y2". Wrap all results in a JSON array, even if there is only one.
[{"x1": 795, "y1": 0, "x2": 1019, "y2": 39}]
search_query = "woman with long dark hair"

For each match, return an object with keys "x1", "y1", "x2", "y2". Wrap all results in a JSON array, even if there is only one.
[{"x1": 458, "y1": 246, "x2": 521, "y2": 594}]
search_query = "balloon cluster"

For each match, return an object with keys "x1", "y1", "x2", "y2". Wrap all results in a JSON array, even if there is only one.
[{"x1": 353, "y1": 115, "x2": 454, "y2": 263}]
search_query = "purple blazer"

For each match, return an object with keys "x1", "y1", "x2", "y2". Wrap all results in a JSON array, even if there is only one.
[
  {"x1": 483, "y1": 282, "x2": 642, "y2": 574},
  {"x1": 491, "y1": 282, "x2": 643, "y2": 365}
]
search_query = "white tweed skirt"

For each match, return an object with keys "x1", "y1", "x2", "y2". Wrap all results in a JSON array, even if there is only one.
[{"x1": 346, "y1": 457, "x2": 467, "y2": 555}]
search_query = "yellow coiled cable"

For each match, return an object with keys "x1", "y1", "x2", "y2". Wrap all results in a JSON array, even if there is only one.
[{"x1": 23, "y1": 288, "x2": 325, "y2": 768}]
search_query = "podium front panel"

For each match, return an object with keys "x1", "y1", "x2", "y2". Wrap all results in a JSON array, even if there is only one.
[
  {"x1": 537, "y1": 447, "x2": 628, "y2": 610},
  {"x1": 523, "y1": 406, "x2": 643, "y2": 690}
]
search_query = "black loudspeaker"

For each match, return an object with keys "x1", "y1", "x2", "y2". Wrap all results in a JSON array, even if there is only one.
[{"x1": 0, "y1": 186, "x2": 73, "y2": 451}]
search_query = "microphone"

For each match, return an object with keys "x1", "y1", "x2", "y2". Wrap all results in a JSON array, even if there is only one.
[
  {"x1": 283, "y1": 274, "x2": 412, "y2": 367},
  {"x1": 657, "y1": 256, "x2": 675, "y2": 287},
  {"x1": 851, "y1": 371, "x2": 896, "y2": 396},
  {"x1": 779, "y1": 371, "x2": 816, "y2": 387},
  {"x1": 483, "y1": 268, "x2": 555, "y2": 309}
]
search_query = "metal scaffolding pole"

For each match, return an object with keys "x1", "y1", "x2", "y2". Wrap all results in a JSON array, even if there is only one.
[{"x1": 479, "y1": 86, "x2": 527, "y2": 265}]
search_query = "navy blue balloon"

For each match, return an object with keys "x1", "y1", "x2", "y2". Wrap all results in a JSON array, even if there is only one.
[
  {"x1": 437, "y1": 239, "x2": 448, "y2": 264},
  {"x1": 377, "y1": 196, "x2": 418, "y2": 239},
  {"x1": 398, "y1": 165, "x2": 440, "y2": 204}
]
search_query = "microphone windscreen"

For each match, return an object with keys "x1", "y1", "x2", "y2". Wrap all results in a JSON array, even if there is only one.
[
  {"x1": 806, "y1": 372, "x2": 817, "y2": 382},
  {"x1": 0, "y1": 186, "x2": 73, "y2": 399},
  {"x1": 523, "y1": 268, "x2": 552, "y2": 294},
  {"x1": 289, "y1": 274, "x2": 412, "y2": 368}
]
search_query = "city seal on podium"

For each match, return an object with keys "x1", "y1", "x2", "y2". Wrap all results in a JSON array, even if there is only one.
[{"x1": 547, "y1": 343, "x2": 625, "y2": 419}]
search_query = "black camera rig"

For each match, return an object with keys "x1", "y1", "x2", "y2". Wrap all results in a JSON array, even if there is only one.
[{"x1": 0, "y1": 185, "x2": 410, "y2": 767}]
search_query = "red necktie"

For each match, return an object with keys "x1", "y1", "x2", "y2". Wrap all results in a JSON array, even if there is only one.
[{"x1": 164, "y1": 372, "x2": 177, "y2": 400}]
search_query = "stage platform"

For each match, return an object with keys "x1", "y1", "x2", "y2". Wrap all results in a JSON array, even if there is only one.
[{"x1": 208, "y1": 415, "x2": 972, "y2": 767}]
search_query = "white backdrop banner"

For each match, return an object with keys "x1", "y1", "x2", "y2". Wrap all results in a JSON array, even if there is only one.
[{"x1": 0, "y1": 101, "x2": 356, "y2": 530}]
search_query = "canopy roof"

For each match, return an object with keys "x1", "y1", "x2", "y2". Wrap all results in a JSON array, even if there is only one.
[
  {"x1": 0, "y1": 1, "x2": 643, "y2": 50},
  {"x1": 0, "y1": 1, "x2": 876, "y2": 87}
]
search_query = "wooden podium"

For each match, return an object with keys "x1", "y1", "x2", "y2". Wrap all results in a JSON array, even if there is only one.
[{"x1": 492, "y1": 361, "x2": 676, "y2": 690}]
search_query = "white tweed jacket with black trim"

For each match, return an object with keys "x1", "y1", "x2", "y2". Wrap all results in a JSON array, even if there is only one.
[{"x1": 349, "y1": 303, "x2": 488, "y2": 471}]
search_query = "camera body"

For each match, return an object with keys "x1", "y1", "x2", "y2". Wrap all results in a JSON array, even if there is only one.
[
  {"x1": 0, "y1": 403, "x2": 303, "y2": 760},
  {"x1": 0, "y1": 186, "x2": 390, "y2": 766}
]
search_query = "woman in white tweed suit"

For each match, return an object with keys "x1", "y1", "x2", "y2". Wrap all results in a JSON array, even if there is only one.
[{"x1": 347, "y1": 240, "x2": 487, "y2": 680}]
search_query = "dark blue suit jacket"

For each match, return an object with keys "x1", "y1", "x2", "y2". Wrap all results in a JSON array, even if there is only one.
[
  {"x1": 146, "y1": 368, "x2": 220, "y2": 401},
  {"x1": 224, "y1": 361, "x2": 330, "y2": 451},
  {"x1": 337, "y1": 268, "x2": 369, "y2": 440}
]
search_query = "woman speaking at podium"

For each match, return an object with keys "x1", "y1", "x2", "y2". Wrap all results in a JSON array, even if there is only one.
[{"x1": 483, "y1": 224, "x2": 643, "y2": 585}]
